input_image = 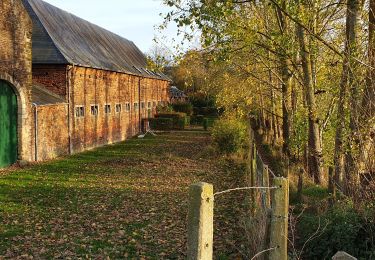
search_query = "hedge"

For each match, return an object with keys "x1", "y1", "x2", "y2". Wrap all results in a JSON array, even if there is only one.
[
  {"x1": 172, "y1": 102, "x2": 193, "y2": 116},
  {"x1": 149, "y1": 118, "x2": 173, "y2": 130},
  {"x1": 153, "y1": 112, "x2": 190, "y2": 130}
]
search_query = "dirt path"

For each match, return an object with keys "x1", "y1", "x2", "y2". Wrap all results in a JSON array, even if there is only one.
[{"x1": 0, "y1": 131, "x2": 249, "y2": 259}]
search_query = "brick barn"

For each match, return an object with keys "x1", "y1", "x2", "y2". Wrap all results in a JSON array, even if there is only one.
[{"x1": 0, "y1": 0, "x2": 170, "y2": 167}]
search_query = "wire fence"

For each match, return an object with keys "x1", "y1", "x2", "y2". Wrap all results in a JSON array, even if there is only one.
[{"x1": 187, "y1": 127, "x2": 289, "y2": 260}]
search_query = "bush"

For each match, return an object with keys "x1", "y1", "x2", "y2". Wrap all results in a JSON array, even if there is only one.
[
  {"x1": 155, "y1": 112, "x2": 189, "y2": 130},
  {"x1": 193, "y1": 107, "x2": 218, "y2": 117},
  {"x1": 297, "y1": 203, "x2": 375, "y2": 259},
  {"x1": 172, "y1": 102, "x2": 193, "y2": 116},
  {"x1": 156, "y1": 104, "x2": 173, "y2": 113},
  {"x1": 189, "y1": 93, "x2": 215, "y2": 108},
  {"x1": 156, "y1": 112, "x2": 187, "y2": 119},
  {"x1": 211, "y1": 118, "x2": 248, "y2": 154},
  {"x1": 176, "y1": 117, "x2": 186, "y2": 130},
  {"x1": 191, "y1": 115, "x2": 204, "y2": 125},
  {"x1": 185, "y1": 116, "x2": 191, "y2": 126},
  {"x1": 203, "y1": 118, "x2": 209, "y2": 131},
  {"x1": 149, "y1": 118, "x2": 173, "y2": 130}
]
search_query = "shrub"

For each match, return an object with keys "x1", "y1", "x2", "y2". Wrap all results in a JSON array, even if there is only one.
[
  {"x1": 149, "y1": 118, "x2": 173, "y2": 130},
  {"x1": 185, "y1": 116, "x2": 191, "y2": 126},
  {"x1": 176, "y1": 117, "x2": 186, "y2": 130},
  {"x1": 156, "y1": 104, "x2": 173, "y2": 113},
  {"x1": 156, "y1": 112, "x2": 187, "y2": 119},
  {"x1": 155, "y1": 112, "x2": 188, "y2": 130},
  {"x1": 203, "y1": 118, "x2": 209, "y2": 131},
  {"x1": 172, "y1": 102, "x2": 193, "y2": 116},
  {"x1": 191, "y1": 115, "x2": 204, "y2": 125},
  {"x1": 193, "y1": 107, "x2": 218, "y2": 117},
  {"x1": 297, "y1": 203, "x2": 375, "y2": 259},
  {"x1": 189, "y1": 93, "x2": 215, "y2": 108},
  {"x1": 211, "y1": 118, "x2": 248, "y2": 154}
]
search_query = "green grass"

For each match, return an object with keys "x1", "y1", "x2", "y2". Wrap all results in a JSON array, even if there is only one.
[{"x1": 0, "y1": 131, "x2": 249, "y2": 259}]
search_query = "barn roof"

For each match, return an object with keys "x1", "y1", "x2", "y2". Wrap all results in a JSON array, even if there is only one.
[
  {"x1": 22, "y1": 0, "x2": 170, "y2": 81},
  {"x1": 169, "y1": 86, "x2": 187, "y2": 98},
  {"x1": 32, "y1": 83, "x2": 67, "y2": 105}
]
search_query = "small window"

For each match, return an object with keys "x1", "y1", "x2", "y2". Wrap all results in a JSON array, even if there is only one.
[
  {"x1": 158, "y1": 101, "x2": 162, "y2": 106},
  {"x1": 90, "y1": 105, "x2": 99, "y2": 116},
  {"x1": 134, "y1": 102, "x2": 139, "y2": 110},
  {"x1": 125, "y1": 103, "x2": 131, "y2": 112},
  {"x1": 104, "y1": 104, "x2": 111, "y2": 114},
  {"x1": 141, "y1": 102, "x2": 145, "y2": 109},
  {"x1": 153, "y1": 101, "x2": 157, "y2": 108},
  {"x1": 115, "y1": 104, "x2": 122, "y2": 113},
  {"x1": 148, "y1": 102, "x2": 152, "y2": 109},
  {"x1": 75, "y1": 106, "x2": 85, "y2": 118}
]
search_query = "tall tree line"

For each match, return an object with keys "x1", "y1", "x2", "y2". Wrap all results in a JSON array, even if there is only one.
[{"x1": 163, "y1": 0, "x2": 374, "y2": 194}]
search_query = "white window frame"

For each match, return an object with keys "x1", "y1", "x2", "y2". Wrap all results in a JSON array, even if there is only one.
[
  {"x1": 125, "y1": 102, "x2": 131, "y2": 112},
  {"x1": 90, "y1": 104, "x2": 99, "y2": 116},
  {"x1": 115, "y1": 103, "x2": 122, "y2": 113},
  {"x1": 104, "y1": 104, "x2": 112, "y2": 114},
  {"x1": 75, "y1": 105, "x2": 85, "y2": 118}
]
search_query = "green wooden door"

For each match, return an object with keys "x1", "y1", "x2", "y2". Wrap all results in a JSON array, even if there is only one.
[{"x1": 0, "y1": 80, "x2": 18, "y2": 167}]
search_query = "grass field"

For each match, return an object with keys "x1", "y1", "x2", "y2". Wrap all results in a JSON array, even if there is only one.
[{"x1": 0, "y1": 131, "x2": 248, "y2": 259}]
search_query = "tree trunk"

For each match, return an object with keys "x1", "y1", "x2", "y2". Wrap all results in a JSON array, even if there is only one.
[
  {"x1": 334, "y1": 0, "x2": 359, "y2": 190},
  {"x1": 343, "y1": 1, "x2": 363, "y2": 189},
  {"x1": 296, "y1": 24, "x2": 323, "y2": 184},
  {"x1": 275, "y1": 4, "x2": 292, "y2": 156},
  {"x1": 358, "y1": 0, "x2": 375, "y2": 175}
]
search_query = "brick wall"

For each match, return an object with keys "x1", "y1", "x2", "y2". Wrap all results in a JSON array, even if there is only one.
[
  {"x1": 68, "y1": 66, "x2": 170, "y2": 153},
  {"x1": 0, "y1": 0, "x2": 170, "y2": 164},
  {"x1": 0, "y1": 0, "x2": 34, "y2": 163},
  {"x1": 35, "y1": 104, "x2": 69, "y2": 161},
  {"x1": 32, "y1": 65, "x2": 67, "y2": 98}
]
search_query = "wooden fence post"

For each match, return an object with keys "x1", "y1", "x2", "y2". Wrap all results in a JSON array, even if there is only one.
[
  {"x1": 252, "y1": 143, "x2": 257, "y2": 180},
  {"x1": 250, "y1": 143, "x2": 258, "y2": 212},
  {"x1": 269, "y1": 177, "x2": 289, "y2": 260},
  {"x1": 263, "y1": 165, "x2": 271, "y2": 209},
  {"x1": 187, "y1": 182, "x2": 214, "y2": 260}
]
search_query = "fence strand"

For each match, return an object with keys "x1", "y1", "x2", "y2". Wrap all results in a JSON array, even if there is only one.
[
  {"x1": 250, "y1": 246, "x2": 278, "y2": 260},
  {"x1": 256, "y1": 151, "x2": 277, "y2": 178},
  {"x1": 214, "y1": 186, "x2": 278, "y2": 196}
]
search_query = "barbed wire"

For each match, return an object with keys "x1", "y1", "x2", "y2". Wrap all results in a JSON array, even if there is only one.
[
  {"x1": 214, "y1": 186, "x2": 278, "y2": 196},
  {"x1": 256, "y1": 151, "x2": 277, "y2": 178},
  {"x1": 250, "y1": 246, "x2": 278, "y2": 260}
]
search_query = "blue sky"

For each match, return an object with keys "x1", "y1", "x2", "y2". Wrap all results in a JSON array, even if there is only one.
[{"x1": 43, "y1": 0, "x2": 179, "y2": 53}]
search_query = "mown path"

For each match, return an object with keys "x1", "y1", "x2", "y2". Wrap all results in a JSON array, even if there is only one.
[{"x1": 0, "y1": 131, "x2": 249, "y2": 259}]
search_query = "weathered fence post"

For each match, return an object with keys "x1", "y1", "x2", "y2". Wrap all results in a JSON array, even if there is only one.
[
  {"x1": 263, "y1": 165, "x2": 271, "y2": 209},
  {"x1": 251, "y1": 143, "x2": 258, "y2": 212},
  {"x1": 187, "y1": 182, "x2": 214, "y2": 260},
  {"x1": 269, "y1": 177, "x2": 289, "y2": 260}
]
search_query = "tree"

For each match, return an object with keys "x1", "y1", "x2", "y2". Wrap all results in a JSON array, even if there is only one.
[
  {"x1": 334, "y1": 0, "x2": 360, "y2": 190},
  {"x1": 162, "y1": 0, "x2": 372, "y2": 186},
  {"x1": 146, "y1": 43, "x2": 173, "y2": 73}
]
